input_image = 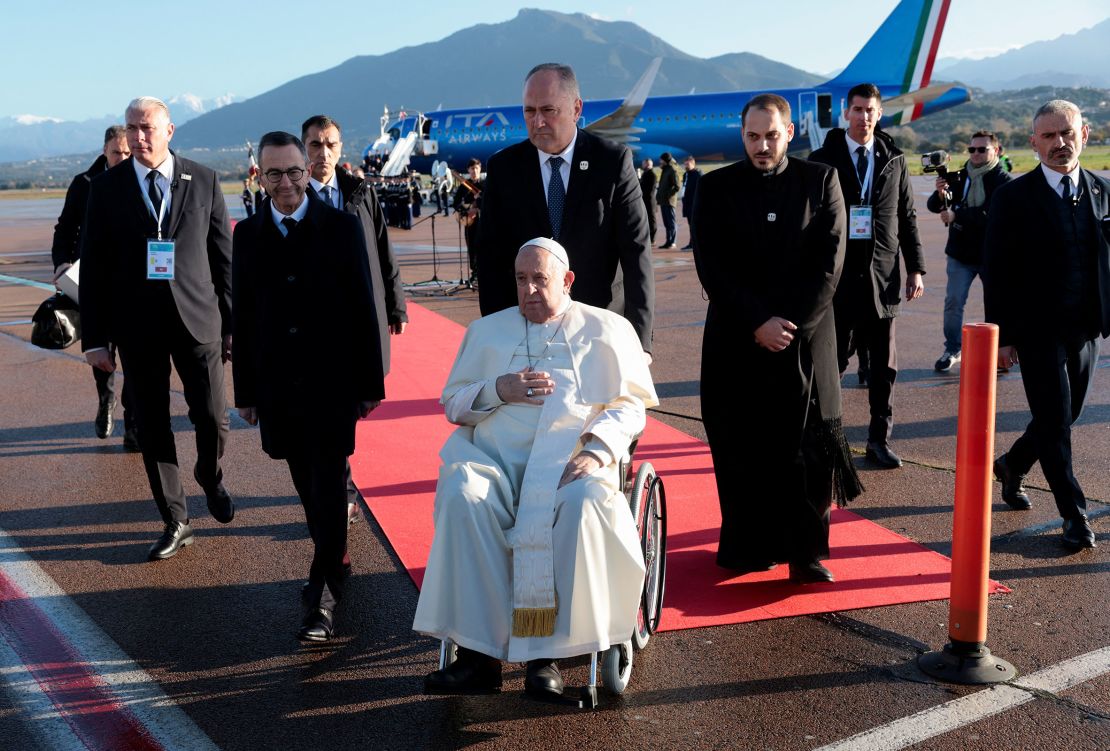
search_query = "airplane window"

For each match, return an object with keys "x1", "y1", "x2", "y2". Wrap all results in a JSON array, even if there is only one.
[
  {"x1": 647, "y1": 117, "x2": 653, "y2": 123},
  {"x1": 665, "y1": 116, "x2": 670, "y2": 122}
]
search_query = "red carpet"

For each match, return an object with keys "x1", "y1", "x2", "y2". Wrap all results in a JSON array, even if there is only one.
[{"x1": 353, "y1": 304, "x2": 1007, "y2": 631}]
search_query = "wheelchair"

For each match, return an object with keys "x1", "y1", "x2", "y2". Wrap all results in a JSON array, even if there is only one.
[{"x1": 437, "y1": 439, "x2": 667, "y2": 708}]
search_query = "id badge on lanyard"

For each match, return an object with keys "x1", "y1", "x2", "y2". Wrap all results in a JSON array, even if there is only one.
[
  {"x1": 849, "y1": 155, "x2": 873, "y2": 240},
  {"x1": 145, "y1": 174, "x2": 174, "y2": 280}
]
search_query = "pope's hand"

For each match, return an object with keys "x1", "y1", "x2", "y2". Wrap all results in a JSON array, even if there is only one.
[
  {"x1": 559, "y1": 452, "x2": 602, "y2": 488},
  {"x1": 496, "y1": 367, "x2": 554, "y2": 405}
]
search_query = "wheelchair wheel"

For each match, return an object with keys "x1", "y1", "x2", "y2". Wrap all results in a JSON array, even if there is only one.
[
  {"x1": 601, "y1": 640, "x2": 633, "y2": 694},
  {"x1": 629, "y1": 462, "x2": 667, "y2": 651}
]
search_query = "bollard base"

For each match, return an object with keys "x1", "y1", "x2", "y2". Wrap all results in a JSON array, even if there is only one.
[{"x1": 918, "y1": 641, "x2": 1017, "y2": 685}]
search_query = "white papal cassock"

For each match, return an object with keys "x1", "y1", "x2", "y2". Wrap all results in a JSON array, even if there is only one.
[{"x1": 413, "y1": 301, "x2": 658, "y2": 662}]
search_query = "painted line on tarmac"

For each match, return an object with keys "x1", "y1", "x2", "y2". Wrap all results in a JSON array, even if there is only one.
[
  {"x1": 0, "y1": 525, "x2": 219, "y2": 751},
  {"x1": 0, "y1": 273, "x2": 55, "y2": 291},
  {"x1": 0, "y1": 319, "x2": 33, "y2": 326},
  {"x1": 812, "y1": 645, "x2": 1110, "y2": 751}
]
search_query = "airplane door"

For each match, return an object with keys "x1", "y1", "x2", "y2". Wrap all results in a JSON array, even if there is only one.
[{"x1": 798, "y1": 92, "x2": 817, "y2": 137}]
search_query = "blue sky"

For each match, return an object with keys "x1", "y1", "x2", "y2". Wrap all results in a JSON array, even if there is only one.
[{"x1": 6, "y1": 0, "x2": 1108, "y2": 121}]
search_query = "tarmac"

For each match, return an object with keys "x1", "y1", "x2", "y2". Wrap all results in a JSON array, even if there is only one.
[{"x1": 0, "y1": 175, "x2": 1107, "y2": 751}]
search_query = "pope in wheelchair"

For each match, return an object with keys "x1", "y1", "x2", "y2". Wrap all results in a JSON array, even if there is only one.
[{"x1": 414, "y1": 238, "x2": 658, "y2": 700}]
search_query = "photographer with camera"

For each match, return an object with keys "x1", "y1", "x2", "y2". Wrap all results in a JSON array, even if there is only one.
[{"x1": 925, "y1": 132, "x2": 1012, "y2": 372}]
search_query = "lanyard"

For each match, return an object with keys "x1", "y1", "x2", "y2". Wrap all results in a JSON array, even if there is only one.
[
  {"x1": 141, "y1": 171, "x2": 171, "y2": 240},
  {"x1": 857, "y1": 150, "x2": 874, "y2": 206}
]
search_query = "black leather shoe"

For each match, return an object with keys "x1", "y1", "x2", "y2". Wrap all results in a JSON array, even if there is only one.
[
  {"x1": 95, "y1": 399, "x2": 114, "y2": 439},
  {"x1": 123, "y1": 427, "x2": 141, "y2": 453},
  {"x1": 789, "y1": 560, "x2": 835, "y2": 583},
  {"x1": 993, "y1": 455, "x2": 1031, "y2": 510},
  {"x1": 857, "y1": 368, "x2": 870, "y2": 388},
  {"x1": 524, "y1": 659, "x2": 564, "y2": 700},
  {"x1": 1062, "y1": 517, "x2": 1096, "y2": 550},
  {"x1": 148, "y1": 521, "x2": 194, "y2": 560},
  {"x1": 298, "y1": 607, "x2": 335, "y2": 642},
  {"x1": 866, "y1": 441, "x2": 902, "y2": 469},
  {"x1": 424, "y1": 648, "x2": 502, "y2": 695},
  {"x1": 194, "y1": 467, "x2": 235, "y2": 524}
]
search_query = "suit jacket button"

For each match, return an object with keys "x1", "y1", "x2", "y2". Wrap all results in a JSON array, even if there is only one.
[
  {"x1": 287, "y1": 275, "x2": 296, "y2": 282},
  {"x1": 289, "y1": 327, "x2": 297, "y2": 334}
]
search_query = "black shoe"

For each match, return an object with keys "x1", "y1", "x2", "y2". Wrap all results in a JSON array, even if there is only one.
[
  {"x1": 1062, "y1": 517, "x2": 1096, "y2": 550},
  {"x1": 148, "y1": 521, "x2": 194, "y2": 560},
  {"x1": 717, "y1": 556, "x2": 778, "y2": 574},
  {"x1": 95, "y1": 399, "x2": 115, "y2": 439},
  {"x1": 866, "y1": 441, "x2": 902, "y2": 469},
  {"x1": 424, "y1": 648, "x2": 502, "y2": 695},
  {"x1": 788, "y1": 560, "x2": 835, "y2": 583},
  {"x1": 194, "y1": 466, "x2": 235, "y2": 524},
  {"x1": 992, "y1": 455, "x2": 1031, "y2": 510},
  {"x1": 524, "y1": 659, "x2": 564, "y2": 700},
  {"x1": 857, "y1": 368, "x2": 870, "y2": 388},
  {"x1": 681, "y1": 244, "x2": 694, "y2": 251},
  {"x1": 298, "y1": 607, "x2": 335, "y2": 642},
  {"x1": 660, "y1": 243, "x2": 677, "y2": 250},
  {"x1": 123, "y1": 427, "x2": 141, "y2": 453}
]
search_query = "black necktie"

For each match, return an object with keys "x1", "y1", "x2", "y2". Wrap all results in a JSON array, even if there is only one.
[
  {"x1": 321, "y1": 185, "x2": 334, "y2": 207},
  {"x1": 281, "y1": 217, "x2": 298, "y2": 235},
  {"x1": 146, "y1": 171, "x2": 165, "y2": 231},
  {"x1": 1060, "y1": 175, "x2": 1073, "y2": 204},
  {"x1": 855, "y1": 146, "x2": 868, "y2": 200},
  {"x1": 547, "y1": 156, "x2": 566, "y2": 240}
]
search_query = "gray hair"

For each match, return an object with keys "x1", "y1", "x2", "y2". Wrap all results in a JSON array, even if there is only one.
[
  {"x1": 525, "y1": 63, "x2": 581, "y2": 100},
  {"x1": 125, "y1": 96, "x2": 171, "y2": 121},
  {"x1": 1033, "y1": 99, "x2": 1082, "y2": 129},
  {"x1": 103, "y1": 125, "x2": 126, "y2": 144}
]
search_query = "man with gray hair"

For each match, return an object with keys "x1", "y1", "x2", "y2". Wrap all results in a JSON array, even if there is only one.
[
  {"x1": 983, "y1": 100, "x2": 1110, "y2": 550},
  {"x1": 52, "y1": 124, "x2": 138, "y2": 450},
  {"x1": 80, "y1": 96, "x2": 235, "y2": 560},
  {"x1": 416, "y1": 238, "x2": 656, "y2": 699},
  {"x1": 478, "y1": 63, "x2": 655, "y2": 354}
]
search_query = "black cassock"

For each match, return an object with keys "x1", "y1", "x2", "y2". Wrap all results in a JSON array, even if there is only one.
[{"x1": 692, "y1": 157, "x2": 862, "y2": 569}]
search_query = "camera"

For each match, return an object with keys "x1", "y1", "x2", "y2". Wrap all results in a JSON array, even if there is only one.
[{"x1": 920, "y1": 150, "x2": 950, "y2": 178}]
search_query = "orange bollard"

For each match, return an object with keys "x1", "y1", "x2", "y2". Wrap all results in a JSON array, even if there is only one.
[{"x1": 919, "y1": 323, "x2": 1017, "y2": 684}]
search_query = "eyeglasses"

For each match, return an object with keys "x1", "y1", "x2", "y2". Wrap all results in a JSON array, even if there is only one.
[
  {"x1": 263, "y1": 167, "x2": 305, "y2": 183},
  {"x1": 967, "y1": 146, "x2": 991, "y2": 154}
]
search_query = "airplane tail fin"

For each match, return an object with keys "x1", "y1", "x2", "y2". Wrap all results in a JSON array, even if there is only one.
[{"x1": 826, "y1": 0, "x2": 951, "y2": 94}]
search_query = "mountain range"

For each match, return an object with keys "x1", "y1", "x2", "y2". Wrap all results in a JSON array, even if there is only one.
[{"x1": 0, "y1": 94, "x2": 238, "y2": 163}]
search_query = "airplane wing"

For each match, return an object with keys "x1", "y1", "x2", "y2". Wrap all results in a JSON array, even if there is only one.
[{"x1": 584, "y1": 57, "x2": 662, "y2": 144}]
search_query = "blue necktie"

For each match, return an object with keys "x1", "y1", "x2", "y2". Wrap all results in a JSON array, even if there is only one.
[
  {"x1": 547, "y1": 156, "x2": 566, "y2": 240},
  {"x1": 147, "y1": 171, "x2": 167, "y2": 234},
  {"x1": 321, "y1": 185, "x2": 335, "y2": 208}
]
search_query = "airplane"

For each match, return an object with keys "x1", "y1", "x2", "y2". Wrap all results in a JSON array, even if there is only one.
[{"x1": 371, "y1": 0, "x2": 968, "y2": 175}]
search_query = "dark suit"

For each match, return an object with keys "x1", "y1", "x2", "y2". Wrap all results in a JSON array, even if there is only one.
[
  {"x1": 233, "y1": 194, "x2": 385, "y2": 611},
  {"x1": 80, "y1": 153, "x2": 232, "y2": 525},
  {"x1": 983, "y1": 166, "x2": 1110, "y2": 521},
  {"x1": 52, "y1": 154, "x2": 135, "y2": 431},
  {"x1": 478, "y1": 128, "x2": 654, "y2": 351},
  {"x1": 810, "y1": 128, "x2": 926, "y2": 443}
]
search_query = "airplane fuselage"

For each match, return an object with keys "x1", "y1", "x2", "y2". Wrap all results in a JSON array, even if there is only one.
[{"x1": 384, "y1": 81, "x2": 968, "y2": 172}]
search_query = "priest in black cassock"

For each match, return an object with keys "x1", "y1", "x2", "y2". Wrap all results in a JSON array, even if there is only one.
[{"x1": 692, "y1": 94, "x2": 862, "y2": 584}]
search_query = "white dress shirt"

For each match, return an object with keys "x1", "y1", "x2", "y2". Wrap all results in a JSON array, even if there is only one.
[
  {"x1": 845, "y1": 133, "x2": 875, "y2": 202},
  {"x1": 133, "y1": 154, "x2": 175, "y2": 223},
  {"x1": 537, "y1": 130, "x2": 578, "y2": 203},
  {"x1": 1040, "y1": 162, "x2": 1082, "y2": 199},
  {"x1": 271, "y1": 194, "x2": 310, "y2": 236},
  {"x1": 309, "y1": 174, "x2": 342, "y2": 209}
]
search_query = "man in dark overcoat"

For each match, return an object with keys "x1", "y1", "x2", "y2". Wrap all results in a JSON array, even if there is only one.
[
  {"x1": 233, "y1": 131, "x2": 385, "y2": 642},
  {"x1": 693, "y1": 94, "x2": 861, "y2": 583},
  {"x1": 809, "y1": 83, "x2": 926, "y2": 470}
]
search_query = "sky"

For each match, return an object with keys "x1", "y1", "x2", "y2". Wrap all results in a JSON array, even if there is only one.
[{"x1": 5, "y1": 0, "x2": 1108, "y2": 121}]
